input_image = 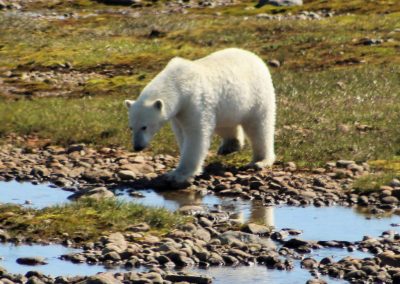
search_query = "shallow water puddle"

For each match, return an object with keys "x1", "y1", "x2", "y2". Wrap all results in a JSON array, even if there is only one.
[
  {"x1": 185, "y1": 249, "x2": 370, "y2": 284},
  {"x1": 0, "y1": 182, "x2": 393, "y2": 280},
  {"x1": 122, "y1": 189, "x2": 399, "y2": 241},
  {"x1": 272, "y1": 206, "x2": 398, "y2": 242},
  {"x1": 188, "y1": 265, "x2": 339, "y2": 284},
  {"x1": 0, "y1": 244, "x2": 127, "y2": 276},
  {"x1": 1, "y1": 182, "x2": 398, "y2": 242},
  {"x1": 0, "y1": 181, "x2": 70, "y2": 209}
]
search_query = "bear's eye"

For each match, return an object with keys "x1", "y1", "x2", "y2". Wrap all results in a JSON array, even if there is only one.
[{"x1": 141, "y1": 126, "x2": 147, "y2": 131}]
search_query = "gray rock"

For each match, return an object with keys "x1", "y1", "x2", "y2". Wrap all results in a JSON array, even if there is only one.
[
  {"x1": 165, "y1": 275, "x2": 212, "y2": 284},
  {"x1": 320, "y1": 257, "x2": 333, "y2": 265},
  {"x1": 218, "y1": 231, "x2": 276, "y2": 248},
  {"x1": 357, "y1": 195, "x2": 369, "y2": 206},
  {"x1": 256, "y1": 0, "x2": 302, "y2": 8},
  {"x1": 126, "y1": 223, "x2": 150, "y2": 232},
  {"x1": 306, "y1": 280, "x2": 327, "y2": 284},
  {"x1": 344, "y1": 270, "x2": 367, "y2": 280},
  {"x1": 82, "y1": 170, "x2": 113, "y2": 182},
  {"x1": 0, "y1": 229, "x2": 10, "y2": 242},
  {"x1": 103, "y1": 232, "x2": 128, "y2": 254},
  {"x1": 142, "y1": 272, "x2": 163, "y2": 283},
  {"x1": 359, "y1": 38, "x2": 383, "y2": 46},
  {"x1": 257, "y1": 254, "x2": 281, "y2": 266},
  {"x1": 30, "y1": 167, "x2": 50, "y2": 178},
  {"x1": 117, "y1": 170, "x2": 136, "y2": 180},
  {"x1": 336, "y1": 160, "x2": 355, "y2": 168},
  {"x1": 67, "y1": 144, "x2": 85, "y2": 153},
  {"x1": 222, "y1": 254, "x2": 239, "y2": 266},
  {"x1": 378, "y1": 251, "x2": 400, "y2": 267},
  {"x1": 301, "y1": 258, "x2": 318, "y2": 269},
  {"x1": 1, "y1": 278, "x2": 17, "y2": 284},
  {"x1": 390, "y1": 178, "x2": 400, "y2": 187},
  {"x1": 268, "y1": 59, "x2": 281, "y2": 68},
  {"x1": 208, "y1": 252, "x2": 224, "y2": 265},
  {"x1": 178, "y1": 205, "x2": 206, "y2": 215},
  {"x1": 228, "y1": 248, "x2": 253, "y2": 259},
  {"x1": 68, "y1": 187, "x2": 114, "y2": 200},
  {"x1": 165, "y1": 252, "x2": 194, "y2": 267},
  {"x1": 256, "y1": 13, "x2": 275, "y2": 20},
  {"x1": 103, "y1": 251, "x2": 121, "y2": 261},
  {"x1": 199, "y1": 217, "x2": 213, "y2": 227},
  {"x1": 195, "y1": 228, "x2": 211, "y2": 242},
  {"x1": 101, "y1": 0, "x2": 136, "y2": 5},
  {"x1": 382, "y1": 196, "x2": 398, "y2": 204},
  {"x1": 26, "y1": 276, "x2": 45, "y2": 284},
  {"x1": 242, "y1": 223, "x2": 271, "y2": 235},
  {"x1": 78, "y1": 273, "x2": 121, "y2": 284},
  {"x1": 283, "y1": 238, "x2": 310, "y2": 249},
  {"x1": 16, "y1": 257, "x2": 47, "y2": 266}
]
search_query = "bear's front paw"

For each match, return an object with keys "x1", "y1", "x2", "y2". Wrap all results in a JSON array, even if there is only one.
[{"x1": 164, "y1": 170, "x2": 194, "y2": 184}]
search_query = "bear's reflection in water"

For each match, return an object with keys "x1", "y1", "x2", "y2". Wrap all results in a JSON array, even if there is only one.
[{"x1": 126, "y1": 189, "x2": 274, "y2": 227}]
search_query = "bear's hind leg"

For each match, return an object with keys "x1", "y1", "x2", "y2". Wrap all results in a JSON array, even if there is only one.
[
  {"x1": 216, "y1": 126, "x2": 245, "y2": 155},
  {"x1": 243, "y1": 116, "x2": 275, "y2": 169}
]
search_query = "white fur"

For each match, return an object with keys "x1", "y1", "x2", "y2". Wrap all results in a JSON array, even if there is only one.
[{"x1": 126, "y1": 48, "x2": 276, "y2": 183}]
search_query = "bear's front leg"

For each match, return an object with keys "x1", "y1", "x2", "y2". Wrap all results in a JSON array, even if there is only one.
[
  {"x1": 171, "y1": 119, "x2": 184, "y2": 151},
  {"x1": 166, "y1": 121, "x2": 213, "y2": 184}
]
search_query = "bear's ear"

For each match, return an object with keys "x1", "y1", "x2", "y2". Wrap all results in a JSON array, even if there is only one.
[
  {"x1": 124, "y1": 100, "x2": 135, "y2": 109},
  {"x1": 154, "y1": 99, "x2": 163, "y2": 111}
]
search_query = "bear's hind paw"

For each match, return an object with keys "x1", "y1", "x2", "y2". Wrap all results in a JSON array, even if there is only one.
[{"x1": 247, "y1": 158, "x2": 275, "y2": 170}]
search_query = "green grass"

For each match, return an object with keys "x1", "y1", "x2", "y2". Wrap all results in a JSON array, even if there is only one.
[
  {"x1": 353, "y1": 157, "x2": 400, "y2": 192},
  {"x1": 0, "y1": 199, "x2": 188, "y2": 241},
  {"x1": 207, "y1": 0, "x2": 400, "y2": 16},
  {"x1": 352, "y1": 172, "x2": 397, "y2": 193},
  {"x1": 0, "y1": 1, "x2": 399, "y2": 167},
  {"x1": 1, "y1": 65, "x2": 399, "y2": 166}
]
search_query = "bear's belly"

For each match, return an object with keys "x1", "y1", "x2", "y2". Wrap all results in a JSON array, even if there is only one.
[
  {"x1": 215, "y1": 113, "x2": 243, "y2": 128},
  {"x1": 214, "y1": 101, "x2": 250, "y2": 127}
]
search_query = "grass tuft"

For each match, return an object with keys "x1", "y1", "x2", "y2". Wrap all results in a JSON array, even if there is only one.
[{"x1": 0, "y1": 198, "x2": 189, "y2": 241}]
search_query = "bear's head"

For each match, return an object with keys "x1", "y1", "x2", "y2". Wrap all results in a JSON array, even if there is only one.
[{"x1": 125, "y1": 99, "x2": 166, "y2": 152}]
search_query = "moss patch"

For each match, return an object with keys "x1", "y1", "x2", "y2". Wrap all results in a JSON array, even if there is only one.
[
  {"x1": 352, "y1": 172, "x2": 397, "y2": 193},
  {"x1": 0, "y1": 198, "x2": 188, "y2": 242}
]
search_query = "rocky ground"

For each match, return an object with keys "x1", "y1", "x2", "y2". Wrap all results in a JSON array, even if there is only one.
[
  {"x1": 1, "y1": 135, "x2": 399, "y2": 211},
  {"x1": 0, "y1": 136, "x2": 399, "y2": 283},
  {"x1": 0, "y1": 0, "x2": 399, "y2": 282}
]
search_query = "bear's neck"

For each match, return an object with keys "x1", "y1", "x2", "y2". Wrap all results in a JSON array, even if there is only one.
[{"x1": 164, "y1": 96, "x2": 181, "y2": 120}]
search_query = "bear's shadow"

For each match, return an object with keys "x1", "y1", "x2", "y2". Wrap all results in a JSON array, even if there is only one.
[{"x1": 125, "y1": 162, "x2": 263, "y2": 192}]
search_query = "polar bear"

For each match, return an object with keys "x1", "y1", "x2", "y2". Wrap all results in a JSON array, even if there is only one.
[{"x1": 125, "y1": 48, "x2": 276, "y2": 183}]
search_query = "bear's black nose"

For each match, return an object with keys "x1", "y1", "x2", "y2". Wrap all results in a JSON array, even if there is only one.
[{"x1": 134, "y1": 145, "x2": 145, "y2": 152}]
